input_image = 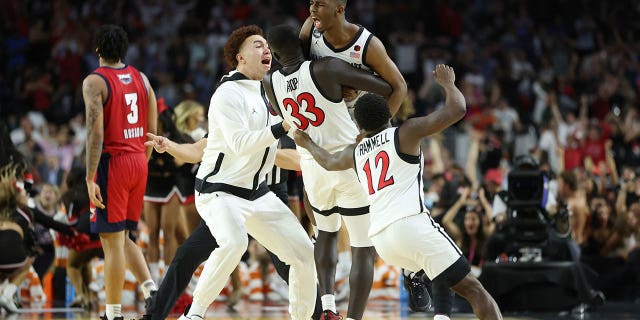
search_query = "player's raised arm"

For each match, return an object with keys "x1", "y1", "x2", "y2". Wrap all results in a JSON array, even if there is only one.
[
  {"x1": 397, "y1": 64, "x2": 466, "y2": 155},
  {"x1": 364, "y1": 36, "x2": 407, "y2": 117},
  {"x1": 299, "y1": 17, "x2": 315, "y2": 59},
  {"x1": 294, "y1": 130, "x2": 355, "y2": 171}
]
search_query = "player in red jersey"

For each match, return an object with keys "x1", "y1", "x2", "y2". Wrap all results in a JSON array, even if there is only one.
[{"x1": 82, "y1": 24, "x2": 158, "y2": 320}]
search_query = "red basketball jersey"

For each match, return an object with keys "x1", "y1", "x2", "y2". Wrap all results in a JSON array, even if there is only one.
[{"x1": 92, "y1": 65, "x2": 149, "y2": 155}]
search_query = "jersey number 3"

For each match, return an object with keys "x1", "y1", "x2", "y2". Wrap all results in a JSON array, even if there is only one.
[
  {"x1": 362, "y1": 151, "x2": 395, "y2": 195},
  {"x1": 124, "y1": 93, "x2": 139, "y2": 124},
  {"x1": 282, "y1": 92, "x2": 325, "y2": 130}
]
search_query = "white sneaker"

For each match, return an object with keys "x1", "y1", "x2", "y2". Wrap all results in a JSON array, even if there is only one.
[
  {"x1": 0, "y1": 295, "x2": 19, "y2": 313},
  {"x1": 178, "y1": 315, "x2": 204, "y2": 320}
]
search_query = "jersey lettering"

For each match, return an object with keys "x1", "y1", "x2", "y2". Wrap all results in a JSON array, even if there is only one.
[
  {"x1": 282, "y1": 92, "x2": 325, "y2": 130},
  {"x1": 286, "y1": 77, "x2": 299, "y2": 92}
]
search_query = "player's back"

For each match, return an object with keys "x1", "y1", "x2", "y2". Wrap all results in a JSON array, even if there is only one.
[
  {"x1": 92, "y1": 65, "x2": 149, "y2": 155},
  {"x1": 269, "y1": 61, "x2": 359, "y2": 157},
  {"x1": 354, "y1": 127, "x2": 426, "y2": 236}
]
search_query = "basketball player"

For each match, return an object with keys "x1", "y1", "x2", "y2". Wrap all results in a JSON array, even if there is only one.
[
  {"x1": 263, "y1": 25, "x2": 391, "y2": 320},
  {"x1": 300, "y1": 0, "x2": 407, "y2": 117},
  {"x1": 294, "y1": 65, "x2": 504, "y2": 320},
  {"x1": 300, "y1": 1, "x2": 427, "y2": 315},
  {"x1": 141, "y1": 134, "x2": 322, "y2": 320},
  {"x1": 82, "y1": 24, "x2": 157, "y2": 320},
  {"x1": 146, "y1": 25, "x2": 316, "y2": 320}
]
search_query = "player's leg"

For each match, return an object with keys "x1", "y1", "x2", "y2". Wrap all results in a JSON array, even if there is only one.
[
  {"x1": 160, "y1": 194, "x2": 184, "y2": 265},
  {"x1": 301, "y1": 159, "x2": 342, "y2": 318},
  {"x1": 93, "y1": 154, "x2": 131, "y2": 320},
  {"x1": 267, "y1": 182, "x2": 322, "y2": 320},
  {"x1": 389, "y1": 213, "x2": 502, "y2": 320},
  {"x1": 98, "y1": 230, "x2": 126, "y2": 320},
  {"x1": 337, "y1": 171, "x2": 375, "y2": 320},
  {"x1": 185, "y1": 193, "x2": 250, "y2": 319},
  {"x1": 144, "y1": 221, "x2": 218, "y2": 320},
  {"x1": 341, "y1": 214, "x2": 375, "y2": 320},
  {"x1": 125, "y1": 155, "x2": 156, "y2": 302},
  {"x1": 143, "y1": 201, "x2": 161, "y2": 283},
  {"x1": 449, "y1": 274, "x2": 502, "y2": 320},
  {"x1": 246, "y1": 192, "x2": 316, "y2": 320}
]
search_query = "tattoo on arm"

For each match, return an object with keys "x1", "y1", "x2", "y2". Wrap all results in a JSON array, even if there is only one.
[{"x1": 83, "y1": 78, "x2": 104, "y2": 179}]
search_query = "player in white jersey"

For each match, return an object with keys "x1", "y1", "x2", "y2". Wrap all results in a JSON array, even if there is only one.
[
  {"x1": 300, "y1": 0, "x2": 407, "y2": 117},
  {"x1": 294, "y1": 65, "x2": 504, "y2": 320},
  {"x1": 262, "y1": 25, "x2": 393, "y2": 320},
  {"x1": 145, "y1": 25, "x2": 316, "y2": 320}
]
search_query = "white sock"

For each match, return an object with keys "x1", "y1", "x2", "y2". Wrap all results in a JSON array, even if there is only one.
[
  {"x1": 149, "y1": 262, "x2": 160, "y2": 282},
  {"x1": 106, "y1": 303, "x2": 122, "y2": 319},
  {"x1": 313, "y1": 225, "x2": 319, "y2": 238},
  {"x1": 346, "y1": 318, "x2": 356, "y2": 320},
  {"x1": 141, "y1": 279, "x2": 157, "y2": 299},
  {"x1": 434, "y1": 315, "x2": 450, "y2": 320},
  {"x1": 2, "y1": 283, "x2": 17, "y2": 298},
  {"x1": 321, "y1": 294, "x2": 336, "y2": 312},
  {"x1": 187, "y1": 303, "x2": 208, "y2": 318},
  {"x1": 403, "y1": 269, "x2": 414, "y2": 278}
]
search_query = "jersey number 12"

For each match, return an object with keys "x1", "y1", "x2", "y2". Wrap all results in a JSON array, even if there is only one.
[{"x1": 362, "y1": 151, "x2": 395, "y2": 195}]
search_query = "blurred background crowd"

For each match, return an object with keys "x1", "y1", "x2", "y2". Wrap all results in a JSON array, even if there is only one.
[{"x1": 1, "y1": 0, "x2": 639, "y2": 313}]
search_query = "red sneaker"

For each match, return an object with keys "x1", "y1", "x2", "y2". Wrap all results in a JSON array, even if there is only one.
[{"x1": 319, "y1": 310, "x2": 343, "y2": 320}]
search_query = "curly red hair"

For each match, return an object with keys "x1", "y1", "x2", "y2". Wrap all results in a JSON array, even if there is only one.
[{"x1": 223, "y1": 25, "x2": 264, "y2": 68}]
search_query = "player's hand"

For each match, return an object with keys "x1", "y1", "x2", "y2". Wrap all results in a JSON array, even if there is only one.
[
  {"x1": 342, "y1": 86, "x2": 359, "y2": 101},
  {"x1": 145, "y1": 132, "x2": 168, "y2": 153},
  {"x1": 433, "y1": 64, "x2": 455, "y2": 87},
  {"x1": 356, "y1": 130, "x2": 366, "y2": 142},
  {"x1": 282, "y1": 121, "x2": 291, "y2": 132},
  {"x1": 294, "y1": 130, "x2": 312, "y2": 147},
  {"x1": 86, "y1": 179, "x2": 105, "y2": 209}
]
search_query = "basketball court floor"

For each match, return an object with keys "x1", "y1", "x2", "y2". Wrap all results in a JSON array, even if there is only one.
[{"x1": 3, "y1": 299, "x2": 639, "y2": 320}]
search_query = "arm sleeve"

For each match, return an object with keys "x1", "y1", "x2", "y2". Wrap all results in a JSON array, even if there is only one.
[
  {"x1": 211, "y1": 86, "x2": 283, "y2": 156},
  {"x1": 279, "y1": 135, "x2": 296, "y2": 150},
  {"x1": 12, "y1": 210, "x2": 38, "y2": 255},
  {"x1": 33, "y1": 208, "x2": 75, "y2": 236}
]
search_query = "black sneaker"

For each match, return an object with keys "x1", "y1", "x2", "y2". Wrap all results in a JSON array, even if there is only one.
[
  {"x1": 140, "y1": 290, "x2": 157, "y2": 320},
  {"x1": 404, "y1": 270, "x2": 431, "y2": 312}
]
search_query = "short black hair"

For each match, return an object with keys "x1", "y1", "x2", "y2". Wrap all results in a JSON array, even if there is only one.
[
  {"x1": 354, "y1": 93, "x2": 391, "y2": 132},
  {"x1": 95, "y1": 25, "x2": 128, "y2": 63},
  {"x1": 267, "y1": 24, "x2": 301, "y2": 62}
]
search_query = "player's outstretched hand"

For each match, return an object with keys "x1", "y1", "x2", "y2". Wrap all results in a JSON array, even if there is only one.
[
  {"x1": 145, "y1": 132, "x2": 168, "y2": 153},
  {"x1": 433, "y1": 64, "x2": 456, "y2": 86},
  {"x1": 294, "y1": 130, "x2": 312, "y2": 148}
]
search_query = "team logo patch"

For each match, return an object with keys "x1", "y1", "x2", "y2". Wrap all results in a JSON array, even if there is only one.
[
  {"x1": 312, "y1": 28, "x2": 321, "y2": 38},
  {"x1": 118, "y1": 73, "x2": 133, "y2": 85},
  {"x1": 355, "y1": 45, "x2": 361, "y2": 51}
]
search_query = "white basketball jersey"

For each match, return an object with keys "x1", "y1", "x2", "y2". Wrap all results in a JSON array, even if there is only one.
[
  {"x1": 269, "y1": 61, "x2": 358, "y2": 158},
  {"x1": 310, "y1": 26, "x2": 374, "y2": 111},
  {"x1": 310, "y1": 26, "x2": 373, "y2": 73},
  {"x1": 354, "y1": 127, "x2": 426, "y2": 236}
]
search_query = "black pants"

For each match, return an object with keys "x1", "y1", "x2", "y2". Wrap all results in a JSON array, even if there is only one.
[{"x1": 147, "y1": 183, "x2": 322, "y2": 320}]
